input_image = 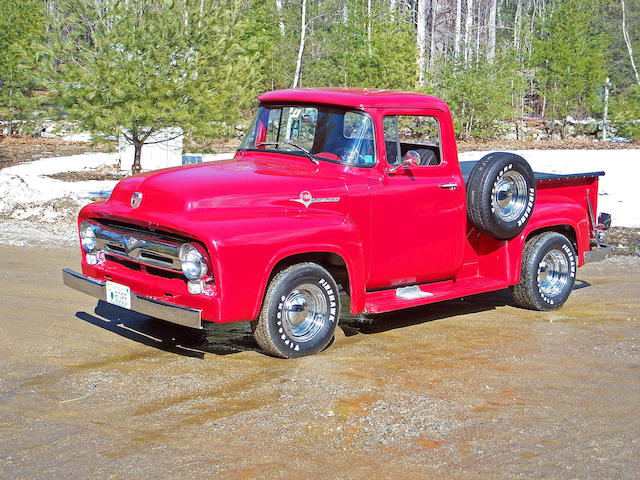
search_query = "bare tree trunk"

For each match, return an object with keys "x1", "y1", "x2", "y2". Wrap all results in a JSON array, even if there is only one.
[
  {"x1": 488, "y1": 0, "x2": 497, "y2": 61},
  {"x1": 621, "y1": 0, "x2": 640, "y2": 86},
  {"x1": 475, "y1": 0, "x2": 481, "y2": 66},
  {"x1": 368, "y1": 0, "x2": 372, "y2": 56},
  {"x1": 429, "y1": 0, "x2": 438, "y2": 69},
  {"x1": 417, "y1": 0, "x2": 428, "y2": 84},
  {"x1": 292, "y1": 0, "x2": 307, "y2": 88},
  {"x1": 513, "y1": 0, "x2": 521, "y2": 52},
  {"x1": 132, "y1": 141, "x2": 142, "y2": 174},
  {"x1": 454, "y1": 0, "x2": 462, "y2": 58},
  {"x1": 275, "y1": 0, "x2": 285, "y2": 36},
  {"x1": 464, "y1": 0, "x2": 473, "y2": 67},
  {"x1": 390, "y1": 0, "x2": 397, "y2": 19}
]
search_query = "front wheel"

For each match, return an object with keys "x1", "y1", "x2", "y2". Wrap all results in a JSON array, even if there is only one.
[
  {"x1": 512, "y1": 232, "x2": 577, "y2": 311},
  {"x1": 252, "y1": 262, "x2": 340, "y2": 358}
]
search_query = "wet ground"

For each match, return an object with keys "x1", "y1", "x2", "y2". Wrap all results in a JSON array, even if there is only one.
[{"x1": 0, "y1": 246, "x2": 638, "y2": 479}]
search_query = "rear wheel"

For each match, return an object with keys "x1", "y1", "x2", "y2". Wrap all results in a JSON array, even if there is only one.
[
  {"x1": 512, "y1": 232, "x2": 577, "y2": 311},
  {"x1": 252, "y1": 262, "x2": 340, "y2": 358}
]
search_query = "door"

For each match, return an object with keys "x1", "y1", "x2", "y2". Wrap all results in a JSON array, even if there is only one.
[{"x1": 367, "y1": 109, "x2": 466, "y2": 290}]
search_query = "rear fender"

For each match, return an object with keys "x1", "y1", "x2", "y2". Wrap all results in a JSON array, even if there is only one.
[{"x1": 506, "y1": 202, "x2": 589, "y2": 285}]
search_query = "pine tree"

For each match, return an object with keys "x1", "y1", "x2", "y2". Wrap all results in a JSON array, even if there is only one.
[
  {"x1": 40, "y1": 0, "x2": 257, "y2": 173},
  {"x1": 0, "y1": 0, "x2": 46, "y2": 134}
]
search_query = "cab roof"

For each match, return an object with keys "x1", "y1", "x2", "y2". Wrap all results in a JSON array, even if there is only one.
[{"x1": 258, "y1": 87, "x2": 448, "y2": 110}]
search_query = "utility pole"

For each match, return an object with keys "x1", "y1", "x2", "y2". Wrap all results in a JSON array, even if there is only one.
[{"x1": 602, "y1": 76, "x2": 611, "y2": 142}]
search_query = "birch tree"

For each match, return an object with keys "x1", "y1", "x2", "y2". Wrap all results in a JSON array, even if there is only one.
[
  {"x1": 464, "y1": 0, "x2": 474, "y2": 67},
  {"x1": 621, "y1": 0, "x2": 640, "y2": 86},
  {"x1": 454, "y1": 0, "x2": 462, "y2": 58},
  {"x1": 275, "y1": 0, "x2": 285, "y2": 36},
  {"x1": 488, "y1": 0, "x2": 497, "y2": 61},
  {"x1": 292, "y1": 0, "x2": 307, "y2": 88},
  {"x1": 417, "y1": 0, "x2": 428, "y2": 84}
]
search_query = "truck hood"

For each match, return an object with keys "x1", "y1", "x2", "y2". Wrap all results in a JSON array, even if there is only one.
[{"x1": 106, "y1": 153, "x2": 350, "y2": 222}]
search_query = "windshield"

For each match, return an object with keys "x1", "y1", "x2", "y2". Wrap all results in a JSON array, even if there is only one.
[{"x1": 239, "y1": 105, "x2": 376, "y2": 166}]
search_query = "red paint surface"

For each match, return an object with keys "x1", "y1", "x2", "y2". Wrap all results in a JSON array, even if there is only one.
[{"x1": 77, "y1": 89, "x2": 599, "y2": 323}]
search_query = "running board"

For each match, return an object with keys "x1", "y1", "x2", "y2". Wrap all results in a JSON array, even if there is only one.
[{"x1": 364, "y1": 277, "x2": 510, "y2": 314}]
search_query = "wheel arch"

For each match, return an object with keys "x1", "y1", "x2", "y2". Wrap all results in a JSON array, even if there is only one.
[
  {"x1": 508, "y1": 222, "x2": 580, "y2": 285},
  {"x1": 250, "y1": 245, "x2": 366, "y2": 321}
]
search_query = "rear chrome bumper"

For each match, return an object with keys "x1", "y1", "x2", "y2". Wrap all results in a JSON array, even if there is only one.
[
  {"x1": 584, "y1": 245, "x2": 615, "y2": 264},
  {"x1": 62, "y1": 268, "x2": 202, "y2": 329}
]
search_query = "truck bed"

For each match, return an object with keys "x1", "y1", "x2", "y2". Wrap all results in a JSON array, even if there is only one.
[{"x1": 459, "y1": 160, "x2": 605, "y2": 184}]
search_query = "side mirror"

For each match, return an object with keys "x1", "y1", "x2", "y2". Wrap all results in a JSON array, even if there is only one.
[{"x1": 385, "y1": 150, "x2": 420, "y2": 174}]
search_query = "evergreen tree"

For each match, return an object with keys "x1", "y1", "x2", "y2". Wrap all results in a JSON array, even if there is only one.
[
  {"x1": 0, "y1": 0, "x2": 46, "y2": 134},
  {"x1": 40, "y1": 0, "x2": 257, "y2": 172}
]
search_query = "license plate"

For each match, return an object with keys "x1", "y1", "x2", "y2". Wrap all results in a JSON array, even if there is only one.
[{"x1": 105, "y1": 281, "x2": 131, "y2": 309}]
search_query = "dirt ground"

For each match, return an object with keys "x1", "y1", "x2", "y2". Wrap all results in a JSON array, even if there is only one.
[
  {"x1": 0, "y1": 245, "x2": 638, "y2": 479},
  {"x1": 0, "y1": 136, "x2": 115, "y2": 169}
]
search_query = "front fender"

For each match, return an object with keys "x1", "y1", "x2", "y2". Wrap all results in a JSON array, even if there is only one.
[{"x1": 210, "y1": 214, "x2": 365, "y2": 323}]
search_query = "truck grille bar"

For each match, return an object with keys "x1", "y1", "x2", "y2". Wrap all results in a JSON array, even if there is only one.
[{"x1": 90, "y1": 222, "x2": 182, "y2": 271}]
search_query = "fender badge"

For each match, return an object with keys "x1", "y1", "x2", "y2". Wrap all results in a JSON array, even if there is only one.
[
  {"x1": 131, "y1": 192, "x2": 143, "y2": 209},
  {"x1": 290, "y1": 191, "x2": 340, "y2": 209}
]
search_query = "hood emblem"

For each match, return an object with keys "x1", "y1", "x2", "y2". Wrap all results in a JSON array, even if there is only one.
[
  {"x1": 290, "y1": 191, "x2": 340, "y2": 209},
  {"x1": 131, "y1": 192, "x2": 143, "y2": 209}
]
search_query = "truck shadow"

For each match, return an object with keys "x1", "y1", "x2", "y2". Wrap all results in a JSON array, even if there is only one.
[
  {"x1": 339, "y1": 288, "x2": 512, "y2": 337},
  {"x1": 338, "y1": 279, "x2": 591, "y2": 337},
  {"x1": 75, "y1": 280, "x2": 591, "y2": 357},
  {"x1": 75, "y1": 301, "x2": 260, "y2": 359}
]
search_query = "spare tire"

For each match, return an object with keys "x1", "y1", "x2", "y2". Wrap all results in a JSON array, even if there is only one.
[{"x1": 466, "y1": 152, "x2": 536, "y2": 240}]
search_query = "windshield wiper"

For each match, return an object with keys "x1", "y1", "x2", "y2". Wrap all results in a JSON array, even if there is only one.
[
  {"x1": 240, "y1": 141, "x2": 319, "y2": 165},
  {"x1": 281, "y1": 141, "x2": 319, "y2": 165}
]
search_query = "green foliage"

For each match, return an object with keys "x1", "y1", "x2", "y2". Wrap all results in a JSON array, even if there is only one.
[
  {"x1": 39, "y1": 0, "x2": 259, "y2": 170},
  {"x1": 0, "y1": 0, "x2": 46, "y2": 132},
  {"x1": 303, "y1": 2, "x2": 415, "y2": 89},
  {"x1": 2, "y1": 0, "x2": 639, "y2": 144},
  {"x1": 532, "y1": 0, "x2": 606, "y2": 119},
  {"x1": 611, "y1": 84, "x2": 640, "y2": 139},
  {"x1": 427, "y1": 54, "x2": 517, "y2": 139}
]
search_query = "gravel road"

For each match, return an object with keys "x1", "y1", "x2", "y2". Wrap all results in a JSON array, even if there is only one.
[{"x1": 0, "y1": 246, "x2": 638, "y2": 479}]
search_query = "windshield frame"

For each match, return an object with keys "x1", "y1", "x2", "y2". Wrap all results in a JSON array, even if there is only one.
[{"x1": 238, "y1": 104, "x2": 378, "y2": 169}]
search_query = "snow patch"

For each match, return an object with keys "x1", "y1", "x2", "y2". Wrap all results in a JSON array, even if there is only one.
[{"x1": 0, "y1": 152, "x2": 120, "y2": 229}]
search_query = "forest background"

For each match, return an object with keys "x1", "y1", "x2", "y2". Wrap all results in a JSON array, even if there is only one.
[{"x1": 1, "y1": 0, "x2": 639, "y2": 163}]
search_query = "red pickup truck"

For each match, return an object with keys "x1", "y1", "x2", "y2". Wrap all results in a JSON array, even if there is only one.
[{"x1": 63, "y1": 88, "x2": 610, "y2": 358}]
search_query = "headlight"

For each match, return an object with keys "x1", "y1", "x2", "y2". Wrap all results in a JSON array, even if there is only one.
[
  {"x1": 179, "y1": 243, "x2": 207, "y2": 280},
  {"x1": 80, "y1": 221, "x2": 97, "y2": 253}
]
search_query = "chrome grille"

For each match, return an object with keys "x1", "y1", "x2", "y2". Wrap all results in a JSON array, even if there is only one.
[{"x1": 90, "y1": 222, "x2": 182, "y2": 271}]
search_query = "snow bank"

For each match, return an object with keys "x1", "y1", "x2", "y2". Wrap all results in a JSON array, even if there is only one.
[
  {"x1": 0, "y1": 152, "x2": 120, "y2": 224},
  {"x1": 459, "y1": 149, "x2": 640, "y2": 228}
]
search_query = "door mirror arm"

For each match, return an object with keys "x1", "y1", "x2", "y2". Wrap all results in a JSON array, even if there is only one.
[{"x1": 385, "y1": 158, "x2": 417, "y2": 175}]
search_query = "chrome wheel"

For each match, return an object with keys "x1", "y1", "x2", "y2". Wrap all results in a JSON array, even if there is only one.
[
  {"x1": 281, "y1": 283, "x2": 328, "y2": 343},
  {"x1": 537, "y1": 249, "x2": 569, "y2": 297},
  {"x1": 492, "y1": 170, "x2": 528, "y2": 222}
]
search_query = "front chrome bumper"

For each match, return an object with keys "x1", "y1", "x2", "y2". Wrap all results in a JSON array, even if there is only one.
[{"x1": 62, "y1": 268, "x2": 202, "y2": 329}]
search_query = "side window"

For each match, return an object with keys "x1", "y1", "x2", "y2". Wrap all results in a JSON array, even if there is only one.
[{"x1": 383, "y1": 115, "x2": 442, "y2": 166}]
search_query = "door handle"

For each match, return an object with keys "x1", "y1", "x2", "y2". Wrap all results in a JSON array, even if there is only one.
[{"x1": 439, "y1": 183, "x2": 458, "y2": 190}]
